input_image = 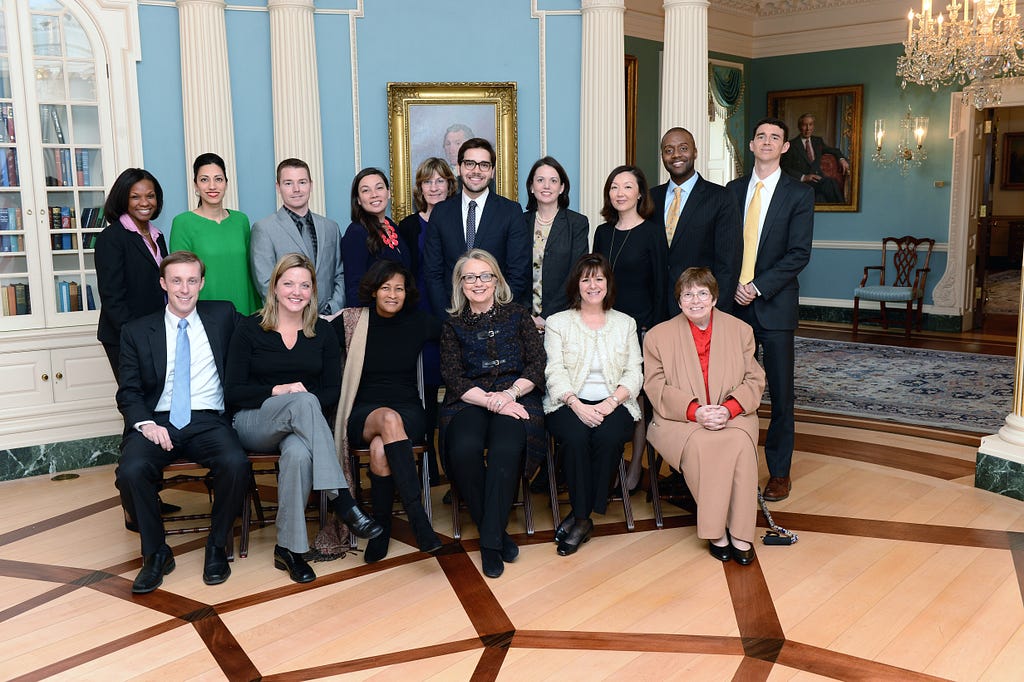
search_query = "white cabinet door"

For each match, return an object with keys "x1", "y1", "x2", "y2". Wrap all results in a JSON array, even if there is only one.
[
  {"x1": 0, "y1": 348, "x2": 50, "y2": 408},
  {"x1": 51, "y1": 343, "x2": 114, "y2": 403}
]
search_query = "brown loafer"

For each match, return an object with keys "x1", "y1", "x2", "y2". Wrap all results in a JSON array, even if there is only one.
[{"x1": 763, "y1": 476, "x2": 792, "y2": 502}]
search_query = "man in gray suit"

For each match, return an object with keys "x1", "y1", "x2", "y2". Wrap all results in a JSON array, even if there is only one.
[{"x1": 250, "y1": 158, "x2": 345, "y2": 315}]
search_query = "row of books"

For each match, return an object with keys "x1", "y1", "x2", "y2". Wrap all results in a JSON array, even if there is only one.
[
  {"x1": 0, "y1": 234, "x2": 23, "y2": 252},
  {"x1": 0, "y1": 206, "x2": 22, "y2": 230},
  {"x1": 2, "y1": 282, "x2": 30, "y2": 316},
  {"x1": 56, "y1": 280, "x2": 95, "y2": 313},
  {"x1": 45, "y1": 148, "x2": 87, "y2": 187},
  {"x1": 0, "y1": 148, "x2": 18, "y2": 187},
  {"x1": 51, "y1": 232, "x2": 99, "y2": 251},
  {"x1": 0, "y1": 104, "x2": 14, "y2": 143},
  {"x1": 48, "y1": 205, "x2": 104, "y2": 231},
  {"x1": 40, "y1": 104, "x2": 65, "y2": 145}
]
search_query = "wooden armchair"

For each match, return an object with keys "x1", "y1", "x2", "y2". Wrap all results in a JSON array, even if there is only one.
[{"x1": 852, "y1": 235, "x2": 935, "y2": 337}]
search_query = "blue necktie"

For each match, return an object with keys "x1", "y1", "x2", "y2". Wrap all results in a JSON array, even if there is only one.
[
  {"x1": 169, "y1": 318, "x2": 191, "y2": 429},
  {"x1": 466, "y1": 200, "x2": 477, "y2": 249}
]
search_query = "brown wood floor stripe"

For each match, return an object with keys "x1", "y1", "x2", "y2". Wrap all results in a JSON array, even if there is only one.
[
  {"x1": 791, "y1": 410, "x2": 982, "y2": 446},
  {"x1": 511, "y1": 630, "x2": 744, "y2": 656},
  {"x1": 776, "y1": 640, "x2": 951, "y2": 681},
  {"x1": 7, "y1": 618, "x2": 185, "y2": 682},
  {"x1": 790, "y1": 433, "x2": 975, "y2": 480},
  {"x1": 0, "y1": 583, "x2": 81, "y2": 623},
  {"x1": 731, "y1": 655, "x2": 773, "y2": 681},
  {"x1": 0, "y1": 557, "x2": 98, "y2": 584},
  {"x1": 259, "y1": 637, "x2": 484, "y2": 681},
  {"x1": 436, "y1": 548, "x2": 516, "y2": 637},
  {"x1": 0, "y1": 495, "x2": 121, "y2": 547},
  {"x1": 192, "y1": 612, "x2": 260, "y2": 680},
  {"x1": 1011, "y1": 531, "x2": 1024, "y2": 609},
  {"x1": 764, "y1": 512, "x2": 1022, "y2": 549},
  {"x1": 471, "y1": 644, "x2": 509, "y2": 681},
  {"x1": 724, "y1": 559, "x2": 785, "y2": 657}
]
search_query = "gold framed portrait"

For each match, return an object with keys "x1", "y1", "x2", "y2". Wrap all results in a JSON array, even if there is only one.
[
  {"x1": 767, "y1": 84, "x2": 863, "y2": 213},
  {"x1": 387, "y1": 82, "x2": 518, "y2": 221}
]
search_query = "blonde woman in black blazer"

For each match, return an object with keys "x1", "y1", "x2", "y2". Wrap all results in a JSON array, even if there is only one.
[{"x1": 524, "y1": 156, "x2": 590, "y2": 332}]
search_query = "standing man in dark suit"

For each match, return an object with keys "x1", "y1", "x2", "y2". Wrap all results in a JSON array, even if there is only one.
[
  {"x1": 781, "y1": 112, "x2": 849, "y2": 203},
  {"x1": 650, "y1": 127, "x2": 741, "y2": 314},
  {"x1": 115, "y1": 251, "x2": 250, "y2": 593},
  {"x1": 424, "y1": 138, "x2": 530, "y2": 314},
  {"x1": 727, "y1": 117, "x2": 814, "y2": 502},
  {"x1": 250, "y1": 158, "x2": 346, "y2": 316}
]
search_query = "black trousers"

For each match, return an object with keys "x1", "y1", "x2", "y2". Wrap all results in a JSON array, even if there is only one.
[
  {"x1": 746, "y1": 320, "x2": 795, "y2": 478},
  {"x1": 115, "y1": 411, "x2": 251, "y2": 556},
  {"x1": 102, "y1": 342, "x2": 120, "y2": 383},
  {"x1": 445, "y1": 405, "x2": 525, "y2": 551},
  {"x1": 546, "y1": 402, "x2": 633, "y2": 518}
]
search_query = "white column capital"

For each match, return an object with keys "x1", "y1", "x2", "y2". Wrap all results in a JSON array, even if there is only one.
[
  {"x1": 581, "y1": 0, "x2": 625, "y2": 12},
  {"x1": 663, "y1": 0, "x2": 710, "y2": 8},
  {"x1": 267, "y1": 0, "x2": 315, "y2": 9},
  {"x1": 176, "y1": 0, "x2": 226, "y2": 8}
]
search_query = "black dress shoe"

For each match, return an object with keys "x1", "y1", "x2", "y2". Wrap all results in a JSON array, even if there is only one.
[
  {"x1": 160, "y1": 500, "x2": 182, "y2": 515},
  {"x1": 501, "y1": 533, "x2": 519, "y2": 563},
  {"x1": 132, "y1": 544, "x2": 175, "y2": 594},
  {"x1": 339, "y1": 504, "x2": 384, "y2": 539},
  {"x1": 481, "y1": 548, "x2": 504, "y2": 578},
  {"x1": 274, "y1": 545, "x2": 316, "y2": 583},
  {"x1": 708, "y1": 541, "x2": 731, "y2": 562},
  {"x1": 557, "y1": 518, "x2": 593, "y2": 556},
  {"x1": 202, "y1": 545, "x2": 231, "y2": 585},
  {"x1": 731, "y1": 544, "x2": 755, "y2": 566},
  {"x1": 553, "y1": 515, "x2": 575, "y2": 544}
]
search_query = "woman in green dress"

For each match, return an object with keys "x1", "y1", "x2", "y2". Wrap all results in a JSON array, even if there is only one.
[{"x1": 169, "y1": 152, "x2": 261, "y2": 314}]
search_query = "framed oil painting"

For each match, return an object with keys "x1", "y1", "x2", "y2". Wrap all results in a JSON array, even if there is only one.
[
  {"x1": 767, "y1": 84, "x2": 863, "y2": 212},
  {"x1": 387, "y1": 82, "x2": 518, "y2": 220}
]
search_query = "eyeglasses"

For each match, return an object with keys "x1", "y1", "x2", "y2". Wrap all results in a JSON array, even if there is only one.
[
  {"x1": 680, "y1": 290, "x2": 712, "y2": 301},
  {"x1": 461, "y1": 272, "x2": 495, "y2": 284},
  {"x1": 460, "y1": 160, "x2": 493, "y2": 171}
]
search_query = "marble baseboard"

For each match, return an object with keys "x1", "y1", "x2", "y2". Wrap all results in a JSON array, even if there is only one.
[
  {"x1": 1, "y1": 435, "x2": 120, "y2": 482},
  {"x1": 975, "y1": 452, "x2": 1024, "y2": 501},
  {"x1": 799, "y1": 305, "x2": 962, "y2": 333}
]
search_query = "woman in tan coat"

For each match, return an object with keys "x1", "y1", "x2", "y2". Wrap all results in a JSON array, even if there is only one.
[{"x1": 643, "y1": 267, "x2": 766, "y2": 565}]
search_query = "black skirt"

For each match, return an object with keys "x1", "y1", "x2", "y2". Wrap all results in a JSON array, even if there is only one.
[{"x1": 347, "y1": 400, "x2": 426, "y2": 448}]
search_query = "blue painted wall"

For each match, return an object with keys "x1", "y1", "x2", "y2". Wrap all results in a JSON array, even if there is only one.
[
  {"x1": 748, "y1": 44, "x2": 952, "y2": 305},
  {"x1": 136, "y1": 1, "x2": 583, "y2": 228}
]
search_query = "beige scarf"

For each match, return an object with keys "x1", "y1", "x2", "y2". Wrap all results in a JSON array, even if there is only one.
[{"x1": 311, "y1": 307, "x2": 369, "y2": 559}]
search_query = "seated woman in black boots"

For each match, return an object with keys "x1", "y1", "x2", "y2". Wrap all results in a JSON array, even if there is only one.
[
  {"x1": 332, "y1": 260, "x2": 443, "y2": 562},
  {"x1": 226, "y1": 253, "x2": 381, "y2": 584},
  {"x1": 440, "y1": 249, "x2": 546, "y2": 579}
]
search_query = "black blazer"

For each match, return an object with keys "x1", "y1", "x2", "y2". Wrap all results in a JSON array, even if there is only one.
[
  {"x1": 782, "y1": 135, "x2": 847, "y2": 179},
  {"x1": 115, "y1": 300, "x2": 238, "y2": 435},
  {"x1": 423, "y1": 192, "x2": 530, "y2": 315},
  {"x1": 525, "y1": 208, "x2": 590, "y2": 317},
  {"x1": 651, "y1": 176, "x2": 741, "y2": 314},
  {"x1": 397, "y1": 212, "x2": 426, "y2": 279},
  {"x1": 94, "y1": 222, "x2": 168, "y2": 346},
  {"x1": 725, "y1": 172, "x2": 814, "y2": 330}
]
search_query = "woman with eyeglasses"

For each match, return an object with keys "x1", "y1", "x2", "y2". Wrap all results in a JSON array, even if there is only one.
[
  {"x1": 543, "y1": 254, "x2": 641, "y2": 556},
  {"x1": 643, "y1": 267, "x2": 765, "y2": 566},
  {"x1": 524, "y1": 156, "x2": 590, "y2": 332},
  {"x1": 342, "y1": 167, "x2": 412, "y2": 306},
  {"x1": 439, "y1": 248, "x2": 546, "y2": 579},
  {"x1": 398, "y1": 158, "x2": 458, "y2": 485}
]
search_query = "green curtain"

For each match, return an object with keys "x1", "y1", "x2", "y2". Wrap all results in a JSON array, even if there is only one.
[{"x1": 708, "y1": 64, "x2": 746, "y2": 178}]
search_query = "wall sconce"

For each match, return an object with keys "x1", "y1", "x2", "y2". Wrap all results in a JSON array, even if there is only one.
[{"x1": 873, "y1": 106, "x2": 928, "y2": 176}]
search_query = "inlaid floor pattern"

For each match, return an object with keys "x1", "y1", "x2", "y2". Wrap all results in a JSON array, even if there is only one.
[{"x1": 1, "y1": 418, "x2": 1022, "y2": 681}]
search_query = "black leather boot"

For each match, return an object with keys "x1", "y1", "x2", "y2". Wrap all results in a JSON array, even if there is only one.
[
  {"x1": 384, "y1": 440, "x2": 442, "y2": 554},
  {"x1": 364, "y1": 472, "x2": 393, "y2": 564}
]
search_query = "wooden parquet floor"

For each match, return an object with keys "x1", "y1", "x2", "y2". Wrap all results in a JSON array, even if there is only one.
[{"x1": 1, "y1": 414, "x2": 1022, "y2": 681}]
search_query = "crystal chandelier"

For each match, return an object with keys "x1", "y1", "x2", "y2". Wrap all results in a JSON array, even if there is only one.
[
  {"x1": 897, "y1": 0, "x2": 1024, "y2": 109},
  {"x1": 873, "y1": 107, "x2": 929, "y2": 175}
]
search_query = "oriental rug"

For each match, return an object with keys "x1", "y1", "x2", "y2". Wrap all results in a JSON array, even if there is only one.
[{"x1": 788, "y1": 337, "x2": 1014, "y2": 433}]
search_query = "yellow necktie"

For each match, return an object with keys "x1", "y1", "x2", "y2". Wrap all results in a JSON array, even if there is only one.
[
  {"x1": 665, "y1": 187, "x2": 681, "y2": 245},
  {"x1": 740, "y1": 181, "x2": 763, "y2": 284}
]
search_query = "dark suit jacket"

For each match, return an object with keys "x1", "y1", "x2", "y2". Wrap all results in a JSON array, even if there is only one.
[
  {"x1": 116, "y1": 300, "x2": 239, "y2": 435},
  {"x1": 726, "y1": 172, "x2": 814, "y2": 330},
  {"x1": 423, "y1": 192, "x2": 530, "y2": 315},
  {"x1": 651, "y1": 176, "x2": 741, "y2": 314},
  {"x1": 525, "y1": 208, "x2": 590, "y2": 317},
  {"x1": 95, "y1": 222, "x2": 169, "y2": 347},
  {"x1": 781, "y1": 135, "x2": 846, "y2": 179}
]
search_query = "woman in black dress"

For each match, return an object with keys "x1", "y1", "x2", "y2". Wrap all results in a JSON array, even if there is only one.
[
  {"x1": 440, "y1": 248, "x2": 546, "y2": 579},
  {"x1": 592, "y1": 165, "x2": 667, "y2": 492},
  {"x1": 333, "y1": 260, "x2": 443, "y2": 563},
  {"x1": 95, "y1": 168, "x2": 168, "y2": 380},
  {"x1": 591, "y1": 164, "x2": 667, "y2": 334}
]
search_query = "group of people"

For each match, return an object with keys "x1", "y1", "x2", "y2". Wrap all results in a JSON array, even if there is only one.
[{"x1": 97, "y1": 118, "x2": 813, "y2": 591}]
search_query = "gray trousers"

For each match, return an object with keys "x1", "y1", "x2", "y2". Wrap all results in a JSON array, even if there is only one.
[{"x1": 233, "y1": 392, "x2": 346, "y2": 553}]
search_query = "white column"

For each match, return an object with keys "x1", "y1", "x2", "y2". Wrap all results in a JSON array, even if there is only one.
[
  {"x1": 660, "y1": 0, "x2": 710, "y2": 182},
  {"x1": 176, "y1": 0, "x2": 238, "y2": 209},
  {"x1": 580, "y1": 0, "x2": 626, "y2": 228},
  {"x1": 268, "y1": 0, "x2": 326, "y2": 215}
]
